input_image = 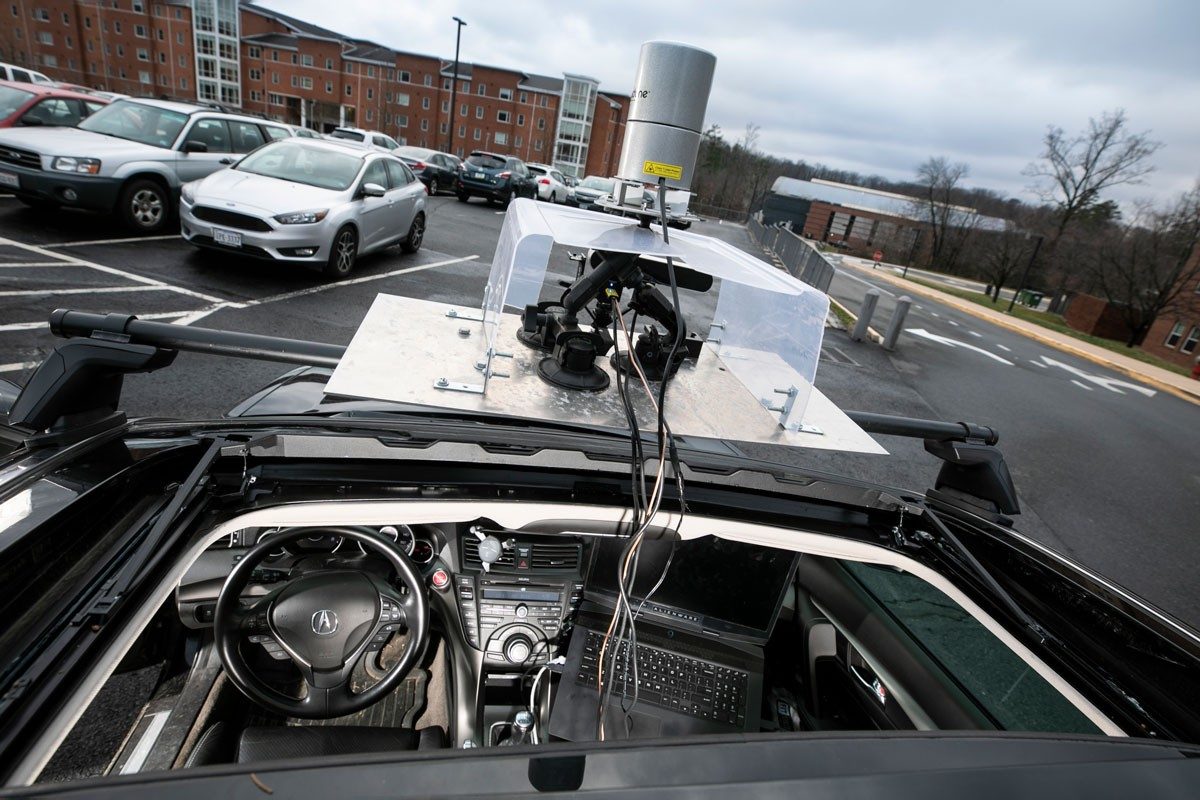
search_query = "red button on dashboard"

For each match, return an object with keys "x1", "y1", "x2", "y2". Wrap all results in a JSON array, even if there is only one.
[{"x1": 431, "y1": 569, "x2": 450, "y2": 590}]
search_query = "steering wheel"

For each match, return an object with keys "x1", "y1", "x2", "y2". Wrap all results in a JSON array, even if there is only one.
[{"x1": 214, "y1": 526, "x2": 429, "y2": 719}]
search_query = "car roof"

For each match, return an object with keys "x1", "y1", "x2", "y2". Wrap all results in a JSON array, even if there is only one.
[
  {"x1": 395, "y1": 146, "x2": 437, "y2": 158},
  {"x1": 468, "y1": 150, "x2": 516, "y2": 161},
  {"x1": 267, "y1": 137, "x2": 384, "y2": 159},
  {"x1": 526, "y1": 163, "x2": 555, "y2": 171},
  {"x1": 0, "y1": 79, "x2": 104, "y2": 103}
]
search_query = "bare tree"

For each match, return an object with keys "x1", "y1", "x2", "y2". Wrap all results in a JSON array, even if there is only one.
[
  {"x1": 1023, "y1": 109, "x2": 1163, "y2": 308},
  {"x1": 913, "y1": 157, "x2": 978, "y2": 273},
  {"x1": 1086, "y1": 184, "x2": 1200, "y2": 346},
  {"x1": 972, "y1": 222, "x2": 1036, "y2": 303}
]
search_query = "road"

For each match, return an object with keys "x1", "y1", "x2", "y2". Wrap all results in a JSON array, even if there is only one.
[
  {"x1": 2, "y1": 196, "x2": 1198, "y2": 627},
  {"x1": 824, "y1": 257, "x2": 1200, "y2": 626}
]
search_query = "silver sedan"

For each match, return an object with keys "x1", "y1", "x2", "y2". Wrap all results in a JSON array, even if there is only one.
[{"x1": 180, "y1": 138, "x2": 427, "y2": 278}]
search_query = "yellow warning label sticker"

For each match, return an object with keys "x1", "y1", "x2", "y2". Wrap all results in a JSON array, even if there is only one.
[{"x1": 643, "y1": 160, "x2": 683, "y2": 180}]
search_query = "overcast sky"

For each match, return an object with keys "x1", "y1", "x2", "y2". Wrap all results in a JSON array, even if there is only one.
[{"x1": 258, "y1": 0, "x2": 1199, "y2": 207}]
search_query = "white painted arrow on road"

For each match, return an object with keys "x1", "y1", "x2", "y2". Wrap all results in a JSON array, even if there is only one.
[
  {"x1": 1036, "y1": 356, "x2": 1157, "y2": 397},
  {"x1": 905, "y1": 328, "x2": 1015, "y2": 365}
]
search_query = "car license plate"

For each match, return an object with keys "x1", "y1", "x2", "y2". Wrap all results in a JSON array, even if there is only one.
[
  {"x1": 213, "y1": 228, "x2": 242, "y2": 248},
  {"x1": 473, "y1": 172, "x2": 485, "y2": 179},
  {"x1": 0, "y1": 171, "x2": 18, "y2": 189}
]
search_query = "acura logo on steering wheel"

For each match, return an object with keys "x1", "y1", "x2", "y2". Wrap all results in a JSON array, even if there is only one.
[{"x1": 311, "y1": 609, "x2": 339, "y2": 636}]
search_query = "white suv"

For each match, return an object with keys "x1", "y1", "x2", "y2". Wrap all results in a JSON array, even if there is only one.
[
  {"x1": 526, "y1": 163, "x2": 569, "y2": 203},
  {"x1": 0, "y1": 97, "x2": 293, "y2": 233},
  {"x1": 0, "y1": 61, "x2": 54, "y2": 85}
]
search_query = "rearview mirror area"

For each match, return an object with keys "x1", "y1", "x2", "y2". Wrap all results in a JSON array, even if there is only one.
[
  {"x1": 360, "y1": 182, "x2": 386, "y2": 198},
  {"x1": 182, "y1": 140, "x2": 208, "y2": 153}
]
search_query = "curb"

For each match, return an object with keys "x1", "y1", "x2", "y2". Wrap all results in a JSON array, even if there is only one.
[
  {"x1": 828, "y1": 296, "x2": 884, "y2": 345},
  {"x1": 843, "y1": 262, "x2": 1200, "y2": 407}
]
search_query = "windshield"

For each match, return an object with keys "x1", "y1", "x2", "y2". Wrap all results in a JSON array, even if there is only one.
[
  {"x1": 235, "y1": 141, "x2": 364, "y2": 191},
  {"x1": 329, "y1": 129, "x2": 365, "y2": 142},
  {"x1": 466, "y1": 154, "x2": 506, "y2": 170},
  {"x1": 0, "y1": 85, "x2": 35, "y2": 118},
  {"x1": 581, "y1": 177, "x2": 614, "y2": 191},
  {"x1": 77, "y1": 99, "x2": 188, "y2": 147}
]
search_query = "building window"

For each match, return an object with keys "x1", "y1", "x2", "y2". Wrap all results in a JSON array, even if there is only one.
[
  {"x1": 134, "y1": 24, "x2": 146, "y2": 38},
  {"x1": 326, "y1": 82, "x2": 333, "y2": 93},
  {"x1": 37, "y1": 31, "x2": 53, "y2": 45},
  {"x1": 537, "y1": 117, "x2": 545, "y2": 130},
  {"x1": 539, "y1": 95, "x2": 548, "y2": 107},
  {"x1": 459, "y1": 103, "x2": 467, "y2": 116},
  {"x1": 367, "y1": 65, "x2": 375, "y2": 78},
  {"x1": 519, "y1": 91, "x2": 527, "y2": 103},
  {"x1": 387, "y1": 68, "x2": 394, "y2": 80},
  {"x1": 249, "y1": 68, "x2": 261, "y2": 80},
  {"x1": 475, "y1": 106, "x2": 483, "y2": 119},
  {"x1": 132, "y1": 0, "x2": 143, "y2": 10},
  {"x1": 514, "y1": 135, "x2": 522, "y2": 147},
  {"x1": 179, "y1": 55, "x2": 186, "y2": 67},
  {"x1": 248, "y1": 46, "x2": 261, "y2": 58},
  {"x1": 494, "y1": 131, "x2": 507, "y2": 145},
  {"x1": 180, "y1": 76, "x2": 187, "y2": 89},
  {"x1": 139, "y1": 71, "x2": 151, "y2": 85},
  {"x1": 271, "y1": 50, "x2": 278, "y2": 61},
  {"x1": 365, "y1": 108, "x2": 373, "y2": 122},
  {"x1": 473, "y1": 128, "x2": 481, "y2": 141},
  {"x1": 477, "y1": 83, "x2": 486, "y2": 95},
  {"x1": 442, "y1": 78, "x2": 450, "y2": 90},
  {"x1": 113, "y1": 20, "x2": 121, "y2": 33},
  {"x1": 534, "y1": 138, "x2": 543, "y2": 151},
  {"x1": 397, "y1": 93, "x2": 409, "y2": 106},
  {"x1": 177, "y1": 31, "x2": 183, "y2": 44},
  {"x1": 517, "y1": 114, "x2": 524, "y2": 126},
  {"x1": 268, "y1": 93, "x2": 283, "y2": 105},
  {"x1": 84, "y1": 16, "x2": 91, "y2": 28},
  {"x1": 441, "y1": 100, "x2": 448, "y2": 113},
  {"x1": 499, "y1": 88, "x2": 512, "y2": 101},
  {"x1": 301, "y1": 76, "x2": 313, "y2": 89},
  {"x1": 423, "y1": 75, "x2": 431, "y2": 86},
  {"x1": 271, "y1": 72, "x2": 278, "y2": 84},
  {"x1": 302, "y1": 54, "x2": 313, "y2": 67},
  {"x1": 156, "y1": 29, "x2": 163, "y2": 41},
  {"x1": 117, "y1": 45, "x2": 125, "y2": 57},
  {"x1": 41, "y1": 54, "x2": 57, "y2": 67},
  {"x1": 290, "y1": 52, "x2": 297, "y2": 64},
  {"x1": 345, "y1": 63, "x2": 354, "y2": 73},
  {"x1": 421, "y1": 96, "x2": 429, "y2": 110},
  {"x1": 367, "y1": 87, "x2": 373, "y2": 100},
  {"x1": 34, "y1": 7, "x2": 49, "y2": 21},
  {"x1": 497, "y1": 110, "x2": 510, "y2": 123},
  {"x1": 400, "y1": 70, "x2": 410, "y2": 82},
  {"x1": 326, "y1": 58, "x2": 334, "y2": 69},
  {"x1": 398, "y1": 114, "x2": 407, "y2": 128},
  {"x1": 137, "y1": 48, "x2": 149, "y2": 61},
  {"x1": 1164, "y1": 321, "x2": 1186, "y2": 348},
  {"x1": 61, "y1": 10, "x2": 68, "y2": 23},
  {"x1": 420, "y1": 118, "x2": 428, "y2": 131},
  {"x1": 458, "y1": 124, "x2": 465, "y2": 137},
  {"x1": 439, "y1": 122, "x2": 446, "y2": 134},
  {"x1": 158, "y1": 52, "x2": 165, "y2": 63},
  {"x1": 345, "y1": 84, "x2": 352, "y2": 96},
  {"x1": 1183, "y1": 326, "x2": 1200, "y2": 354},
  {"x1": 461, "y1": 81, "x2": 469, "y2": 93}
]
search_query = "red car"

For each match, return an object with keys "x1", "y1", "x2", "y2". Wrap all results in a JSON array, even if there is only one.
[{"x1": 0, "y1": 80, "x2": 108, "y2": 128}]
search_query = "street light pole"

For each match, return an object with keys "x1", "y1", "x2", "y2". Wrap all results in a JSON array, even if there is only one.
[
  {"x1": 1007, "y1": 233, "x2": 1044, "y2": 313},
  {"x1": 447, "y1": 16, "x2": 466, "y2": 155}
]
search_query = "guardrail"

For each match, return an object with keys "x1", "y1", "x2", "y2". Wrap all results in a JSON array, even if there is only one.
[{"x1": 746, "y1": 215, "x2": 836, "y2": 293}]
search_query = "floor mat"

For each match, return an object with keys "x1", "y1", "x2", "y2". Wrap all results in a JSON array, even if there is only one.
[{"x1": 287, "y1": 669, "x2": 428, "y2": 729}]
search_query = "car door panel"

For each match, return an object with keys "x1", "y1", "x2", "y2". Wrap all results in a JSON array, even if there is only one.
[
  {"x1": 356, "y1": 159, "x2": 391, "y2": 249},
  {"x1": 383, "y1": 159, "x2": 418, "y2": 241},
  {"x1": 176, "y1": 118, "x2": 234, "y2": 183}
]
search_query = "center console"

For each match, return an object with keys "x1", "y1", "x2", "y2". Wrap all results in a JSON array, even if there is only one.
[{"x1": 454, "y1": 534, "x2": 585, "y2": 668}]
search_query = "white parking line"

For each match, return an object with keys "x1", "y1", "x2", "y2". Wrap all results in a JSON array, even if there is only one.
[
  {"x1": 240, "y1": 254, "x2": 480, "y2": 309},
  {"x1": 1071, "y1": 379, "x2": 1094, "y2": 391},
  {"x1": 0, "y1": 360, "x2": 38, "y2": 373},
  {"x1": 0, "y1": 261, "x2": 75, "y2": 268},
  {"x1": 835, "y1": 268, "x2": 896, "y2": 297},
  {"x1": 0, "y1": 236, "x2": 232, "y2": 305},
  {"x1": 946, "y1": 319, "x2": 960, "y2": 327},
  {"x1": 966, "y1": 330, "x2": 982, "y2": 338},
  {"x1": 996, "y1": 344, "x2": 1012, "y2": 352},
  {"x1": 0, "y1": 285, "x2": 166, "y2": 297},
  {"x1": 49, "y1": 235, "x2": 182, "y2": 248}
]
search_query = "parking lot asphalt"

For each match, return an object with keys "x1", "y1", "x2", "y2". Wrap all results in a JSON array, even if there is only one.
[{"x1": 2, "y1": 194, "x2": 1197, "y2": 629}]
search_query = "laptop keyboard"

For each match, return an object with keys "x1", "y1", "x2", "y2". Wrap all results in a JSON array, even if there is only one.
[{"x1": 576, "y1": 630, "x2": 749, "y2": 726}]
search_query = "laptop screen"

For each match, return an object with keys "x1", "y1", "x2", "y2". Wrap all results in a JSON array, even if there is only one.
[{"x1": 587, "y1": 536, "x2": 797, "y2": 640}]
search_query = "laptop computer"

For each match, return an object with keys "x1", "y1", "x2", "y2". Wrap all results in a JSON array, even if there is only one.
[{"x1": 549, "y1": 536, "x2": 797, "y2": 741}]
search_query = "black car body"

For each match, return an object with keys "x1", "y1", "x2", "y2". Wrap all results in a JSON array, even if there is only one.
[
  {"x1": 395, "y1": 146, "x2": 461, "y2": 195},
  {"x1": 0, "y1": 313, "x2": 1199, "y2": 798},
  {"x1": 455, "y1": 151, "x2": 538, "y2": 206}
]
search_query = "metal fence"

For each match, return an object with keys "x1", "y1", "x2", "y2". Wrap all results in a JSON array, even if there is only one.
[{"x1": 746, "y1": 215, "x2": 837, "y2": 293}]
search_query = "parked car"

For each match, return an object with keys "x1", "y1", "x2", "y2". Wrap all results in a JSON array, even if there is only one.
[
  {"x1": 569, "y1": 175, "x2": 616, "y2": 209},
  {"x1": 394, "y1": 145, "x2": 461, "y2": 194},
  {"x1": 0, "y1": 61, "x2": 53, "y2": 85},
  {"x1": 327, "y1": 127, "x2": 400, "y2": 151},
  {"x1": 525, "y1": 163, "x2": 569, "y2": 203},
  {"x1": 455, "y1": 151, "x2": 538, "y2": 206},
  {"x1": 286, "y1": 124, "x2": 321, "y2": 139},
  {"x1": 52, "y1": 83, "x2": 130, "y2": 103},
  {"x1": 0, "y1": 97, "x2": 294, "y2": 232},
  {"x1": 0, "y1": 80, "x2": 108, "y2": 128},
  {"x1": 180, "y1": 138, "x2": 426, "y2": 278}
]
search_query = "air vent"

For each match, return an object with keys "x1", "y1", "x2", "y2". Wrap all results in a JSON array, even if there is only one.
[
  {"x1": 462, "y1": 537, "x2": 514, "y2": 569},
  {"x1": 531, "y1": 542, "x2": 582, "y2": 570},
  {"x1": 461, "y1": 538, "x2": 581, "y2": 571}
]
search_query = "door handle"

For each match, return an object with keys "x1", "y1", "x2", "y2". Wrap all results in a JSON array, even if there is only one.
[{"x1": 849, "y1": 664, "x2": 887, "y2": 705}]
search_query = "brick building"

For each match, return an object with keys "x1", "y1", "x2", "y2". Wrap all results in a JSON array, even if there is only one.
[
  {"x1": 1139, "y1": 251, "x2": 1200, "y2": 369},
  {"x1": 0, "y1": 0, "x2": 626, "y2": 177}
]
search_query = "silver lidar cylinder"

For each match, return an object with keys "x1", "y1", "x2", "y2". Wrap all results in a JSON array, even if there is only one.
[{"x1": 617, "y1": 41, "x2": 716, "y2": 190}]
